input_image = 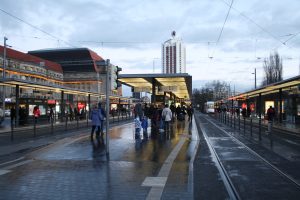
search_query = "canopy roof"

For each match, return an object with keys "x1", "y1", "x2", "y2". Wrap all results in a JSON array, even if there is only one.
[
  {"x1": 230, "y1": 75, "x2": 300, "y2": 100},
  {"x1": 118, "y1": 73, "x2": 192, "y2": 100}
]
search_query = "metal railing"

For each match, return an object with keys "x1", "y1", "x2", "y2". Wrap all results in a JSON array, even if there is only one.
[
  {"x1": 214, "y1": 111, "x2": 278, "y2": 141},
  {"x1": 2, "y1": 111, "x2": 134, "y2": 142}
]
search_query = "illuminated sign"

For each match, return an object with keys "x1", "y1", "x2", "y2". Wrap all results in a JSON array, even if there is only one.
[
  {"x1": 5, "y1": 98, "x2": 11, "y2": 102},
  {"x1": 47, "y1": 100, "x2": 56, "y2": 104}
]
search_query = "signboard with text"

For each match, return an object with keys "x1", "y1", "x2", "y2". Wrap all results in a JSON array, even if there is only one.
[
  {"x1": 134, "y1": 87, "x2": 151, "y2": 92},
  {"x1": 158, "y1": 86, "x2": 178, "y2": 92}
]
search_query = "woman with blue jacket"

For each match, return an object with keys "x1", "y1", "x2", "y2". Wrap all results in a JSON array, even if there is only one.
[{"x1": 90, "y1": 105, "x2": 102, "y2": 140}]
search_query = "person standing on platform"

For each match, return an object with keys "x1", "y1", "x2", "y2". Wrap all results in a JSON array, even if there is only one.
[
  {"x1": 33, "y1": 106, "x2": 40, "y2": 124},
  {"x1": 134, "y1": 102, "x2": 143, "y2": 120},
  {"x1": 266, "y1": 106, "x2": 275, "y2": 135},
  {"x1": 141, "y1": 116, "x2": 148, "y2": 139},
  {"x1": 10, "y1": 107, "x2": 16, "y2": 126},
  {"x1": 134, "y1": 116, "x2": 142, "y2": 139},
  {"x1": 170, "y1": 103, "x2": 176, "y2": 122},
  {"x1": 162, "y1": 104, "x2": 172, "y2": 132}
]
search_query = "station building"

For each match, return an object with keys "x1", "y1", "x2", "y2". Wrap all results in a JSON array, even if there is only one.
[{"x1": 0, "y1": 46, "x2": 121, "y2": 123}]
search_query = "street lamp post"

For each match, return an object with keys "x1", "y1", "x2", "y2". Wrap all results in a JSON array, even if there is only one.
[
  {"x1": 252, "y1": 68, "x2": 257, "y2": 89},
  {"x1": 2, "y1": 37, "x2": 8, "y2": 110}
]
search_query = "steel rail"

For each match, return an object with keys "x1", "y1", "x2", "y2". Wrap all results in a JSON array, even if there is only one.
[{"x1": 205, "y1": 115, "x2": 300, "y2": 189}]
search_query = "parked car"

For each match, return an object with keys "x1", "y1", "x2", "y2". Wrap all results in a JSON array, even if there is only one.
[
  {"x1": 0, "y1": 108, "x2": 4, "y2": 125},
  {"x1": 5, "y1": 109, "x2": 10, "y2": 117}
]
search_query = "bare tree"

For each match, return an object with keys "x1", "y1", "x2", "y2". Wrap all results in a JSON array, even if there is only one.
[
  {"x1": 192, "y1": 80, "x2": 229, "y2": 112},
  {"x1": 262, "y1": 52, "x2": 283, "y2": 86}
]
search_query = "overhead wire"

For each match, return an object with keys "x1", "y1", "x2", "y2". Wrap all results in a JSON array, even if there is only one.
[
  {"x1": 219, "y1": 0, "x2": 286, "y2": 47},
  {"x1": 211, "y1": 0, "x2": 234, "y2": 59},
  {"x1": 0, "y1": 7, "x2": 76, "y2": 47}
]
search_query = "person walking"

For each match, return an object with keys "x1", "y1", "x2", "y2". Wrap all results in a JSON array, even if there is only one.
[
  {"x1": 187, "y1": 105, "x2": 194, "y2": 121},
  {"x1": 90, "y1": 105, "x2": 102, "y2": 141},
  {"x1": 266, "y1": 106, "x2": 275, "y2": 135},
  {"x1": 162, "y1": 104, "x2": 173, "y2": 132},
  {"x1": 98, "y1": 102, "x2": 106, "y2": 138}
]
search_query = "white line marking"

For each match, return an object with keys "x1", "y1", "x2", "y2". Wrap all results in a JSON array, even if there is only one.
[
  {"x1": 0, "y1": 156, "x2": 25, "y2": 167},
  {"x1": 145, "y1": 129, "x2": 188, "y2": 200},
  {"x1": 189, "y1": 117, "x2": 200, "y2": 199},
  {"x1": 3, "y1": 160, "x2": 33, "y2": 170},
  {"x1": 142, "y1": 177, "x2": 167, "y2": 187},
  {"x1": 0, "y1": 169, "x2": 11, "y2": 176}
]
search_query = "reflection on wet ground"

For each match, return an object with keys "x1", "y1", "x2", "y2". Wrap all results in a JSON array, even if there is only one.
[{"x1": 0, "y1": 118, "x2": 198, "y2": 200}]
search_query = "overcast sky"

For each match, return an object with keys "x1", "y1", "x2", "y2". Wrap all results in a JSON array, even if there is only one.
[{"x1": 1, "y1": 0, "x2": 300, "y2": 94}]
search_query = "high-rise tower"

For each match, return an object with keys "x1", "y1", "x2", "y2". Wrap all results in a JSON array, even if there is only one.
[{"x1": 162, "y1": 31, "x2": 186, "y2": 74}]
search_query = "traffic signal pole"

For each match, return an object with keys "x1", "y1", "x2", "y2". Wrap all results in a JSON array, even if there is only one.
[{"x1": 105, "y1": 59, "x2": 110, "y2": 156}]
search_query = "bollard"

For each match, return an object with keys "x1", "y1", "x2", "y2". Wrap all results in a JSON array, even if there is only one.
[
  {"x1": 259, "y1": 117, "x2": 262, "y2": 141},
  {"x1": 243, "y1": 117, "x2": 246, "y2": 134},
  {"x1": 234, "y1": 115, "x2": 236, "y2": 130},
  {"x1": 118, "y1": 112, "x2": 120, "y2": 122},
  {"x1": 250, "y1": 118, "x2": 253, "y2": 137},
  {"x1": 225, "y1": 113, "x2": 227, "y2": 125},
  {"x1": 65, "y1": 116, "x2": 68, "y2": 131},
  {"x1": 10, "y1": 121, "x2": 14, "y2": 141},
  {"x1": 51, "y1": 118, "x2": 54, "y2": 134},
  {"x1": 221, "y1": 113, "x2": 223, "y2": 123},
  {"x1": 86, "y1": 112, "x2": 89, "y2": 127},
  {"x1": 231, "y1": 114, "x2": 233, "y2": 127},
  {"x1": 76, "y1": 115, "x2": 79, "y2": 129},
  {"x1": 34, "y1": 118, "x2": 37, "y2": 137},
  {"x1": 238, "y1": 115, "x2": 241, "y2": 131}
]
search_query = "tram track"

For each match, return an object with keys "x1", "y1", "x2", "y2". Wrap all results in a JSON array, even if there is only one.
[
  {"x1": 199, "y1": 120, "x2": 241, "y2": 200},
  {"x1": 196, "y1": 113, "x2": 300, "y2": 199}
]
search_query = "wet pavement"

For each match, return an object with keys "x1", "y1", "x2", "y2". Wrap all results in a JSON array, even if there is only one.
[
  {"x1": 2, "y1": 112, "x2": 300, "y2": 199},
  {"x1": 194, "y1": 112, "x2": 300, "y2": 200},
  {"x1": 0, "y1": 118, "x2": 198, "y2": 200}
]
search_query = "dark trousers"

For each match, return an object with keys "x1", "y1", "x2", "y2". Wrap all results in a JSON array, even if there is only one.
[
  {"x1": 91, "y1": 125, "x2": 100, "y2": 138},
  {"x1": 100, "y1": 120, "x2": 104, "y2": 136},
  {"x1": 164, "y1": 121, "x2": 170, "y2": 131}
]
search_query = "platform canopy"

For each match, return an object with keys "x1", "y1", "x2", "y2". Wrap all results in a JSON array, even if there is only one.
[
  {"x1": 118, "y1": 73, "x2": 192, "y2": 101},
  {"x1": 230, "y1": 75, "x2": 300, "y2": 100}
]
